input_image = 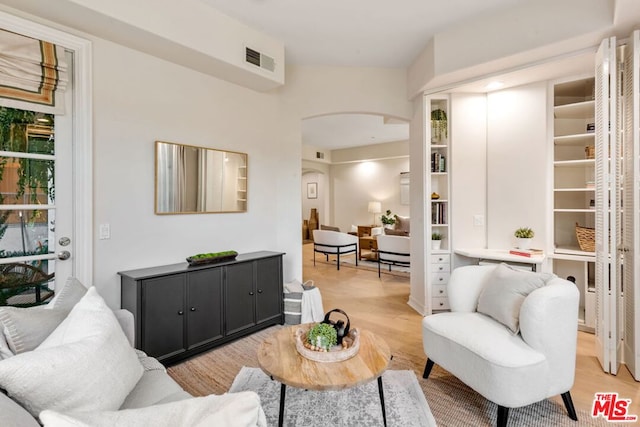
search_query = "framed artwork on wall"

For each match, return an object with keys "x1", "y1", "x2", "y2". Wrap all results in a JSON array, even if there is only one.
[{"x1": 307, "y1": 182, "x2": 317, "y2": 199}]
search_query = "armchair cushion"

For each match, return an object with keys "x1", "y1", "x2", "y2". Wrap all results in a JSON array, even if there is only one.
[
  {"x1": 476, "y1": 263, "x2": 553, "y2": 334},
  {"x1": 384, "y1": 228, "x2": 409, "y2": 236}
]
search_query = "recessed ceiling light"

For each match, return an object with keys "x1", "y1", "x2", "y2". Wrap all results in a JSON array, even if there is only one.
[{"x1": 486, "y1": 81, "x2": 504, "y2": 91}]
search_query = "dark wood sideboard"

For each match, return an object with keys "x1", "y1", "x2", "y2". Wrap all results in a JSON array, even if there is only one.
[{"x1": 119, "y1": 251, "x2": 284, "y2": 365}]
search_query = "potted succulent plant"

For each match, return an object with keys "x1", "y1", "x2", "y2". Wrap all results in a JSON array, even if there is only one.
[
  {"x1": 431, "y1": 232, "x2": 442, "y2": 250},
  {"x1": 514, "y1": 227, "x2": 534, "y2": 249}
]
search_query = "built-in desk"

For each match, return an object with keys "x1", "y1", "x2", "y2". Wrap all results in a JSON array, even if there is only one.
[{"x1": 454, "y1": 248, "x2": 545, "y2": 272}]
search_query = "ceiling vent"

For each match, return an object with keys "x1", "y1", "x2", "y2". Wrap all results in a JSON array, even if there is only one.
[{"x1": 245, "y1": 47, "x2": 276, "y2": 72}]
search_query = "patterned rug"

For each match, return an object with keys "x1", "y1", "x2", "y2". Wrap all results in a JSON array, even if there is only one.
[
  {"x1": 168, "y1": 326, "x2": 608, "y2": 426},
  {"x1": 229, "y1": 367, "x2": 436, "y2": 427},
  {"x1": 312, "y1": 256, "x2": 410, "y2": 277}
]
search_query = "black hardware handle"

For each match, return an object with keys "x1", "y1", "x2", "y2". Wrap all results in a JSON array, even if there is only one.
[{"x1": 178, "y1": 310, "x2": 184, "y2": 315}]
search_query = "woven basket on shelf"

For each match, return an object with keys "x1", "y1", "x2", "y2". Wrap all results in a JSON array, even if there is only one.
[
  {"x1": 575, "y1": 223, "x2": 595, "y2": 252},
  {"x1": 585, "y1": 145, "x2": 595, "y2": 159}
]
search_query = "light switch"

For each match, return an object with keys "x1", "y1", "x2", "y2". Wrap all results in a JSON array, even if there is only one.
[
  {"x1": 473, "y1": 215, "x2": 484, "y2": 227},
  {"x1": 99, "y1": 223, "x2": 110, "y2": 240}
]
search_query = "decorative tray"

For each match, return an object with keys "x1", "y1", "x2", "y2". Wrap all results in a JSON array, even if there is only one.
[
  {"x1": 295, "y1": 325, "x2": 360, "y2": 363},
  {"x1": 186, "y1": 251, "x2": 238, "y2": 266}
]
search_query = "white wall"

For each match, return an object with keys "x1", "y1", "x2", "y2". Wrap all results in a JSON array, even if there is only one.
[
  {"x1": 330, "y1": 157, "x2": 410, "y2": 232},
  {"x1": 486, "y1": 82, "x2": 549, "y2": 250},
  {"x1": 451, "y1": 93, "x2": 487, "y2": 264},
  {"x1": 92, "y1": 37, "x2": 288, "y2": 307},
  {"x1": 301, "y1": 171, "x2": 325, "y2": 229}
]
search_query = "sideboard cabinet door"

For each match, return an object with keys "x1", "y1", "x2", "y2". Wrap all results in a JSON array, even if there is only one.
[
  {"x1": 142, "y1": 274, "x2": 186, "y2": 360},
  {"x1": 256, "y1": 256, "x2": 282, "y2": 324},
  {"x1": 225, "y1": 262, "x2": 256, "y2": 335},
  {"x1": 187, "y1": 269, "x2": 224, "y2": 350}
]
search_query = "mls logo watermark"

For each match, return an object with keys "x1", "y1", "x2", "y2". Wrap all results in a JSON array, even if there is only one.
[{"x1": 592, "y1": 393, "x2": 638, "y2": 422}]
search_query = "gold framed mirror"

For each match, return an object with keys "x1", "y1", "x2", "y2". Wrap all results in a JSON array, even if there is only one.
[{"x1": 155, "y1": 141, "x2": 247, "y2": 214}]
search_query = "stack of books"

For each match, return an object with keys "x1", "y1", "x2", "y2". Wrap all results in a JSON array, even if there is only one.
[{"x1": 509, "y1": 248, "x2": 544, "y2": 257}]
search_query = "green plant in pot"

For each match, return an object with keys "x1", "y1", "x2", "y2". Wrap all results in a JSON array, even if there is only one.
[
  {"x1": 431, "y1": 108, "x2": 448, "y2": 142},
  {"x1": 381, "y1": 209, "x2": 396, "y2": 227},
  {"x1": 514, "y1": 227, "x2": 534, "y2": 249},
  {"x1": 307, "y1": 322, "x2": 337, "y2": 351},
  {"x1": 431, "y1": 232, "x2": 443, "y2": 250}
]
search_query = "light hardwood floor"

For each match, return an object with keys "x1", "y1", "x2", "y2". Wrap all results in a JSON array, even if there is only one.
[{"x1": 302, "y1": 243, "x2": 640, "y2": 418}]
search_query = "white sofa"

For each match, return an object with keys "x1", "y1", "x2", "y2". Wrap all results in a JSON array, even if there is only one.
[
  {"x1": 0, "y1": 278, "x2": 266, "y2": 427},
  {"x1": 422, "y1": 264, "x2": 579, "y2": 427}
]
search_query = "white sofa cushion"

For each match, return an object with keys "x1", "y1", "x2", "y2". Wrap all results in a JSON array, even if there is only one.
[
  {"x1": 476, "y1": 263, "x2": 552, "y2": 333},
  {"x1": 40, "y1": 392, "x2": 267, "y2": 427},
  {"x1": 0, "y1": 307, "x2": 68, "y2": 355},
  {"x1": 46, "y1": 277, "x2": 87, "y2": 310},
  {"x1": 0, "y1": 287, "x2": 143, "y2": 418}
]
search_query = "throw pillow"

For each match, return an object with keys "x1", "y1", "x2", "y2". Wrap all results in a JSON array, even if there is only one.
[
  {"x1": 394, "y1": 215, "x2": 410, "y2": 233},
  {"x1": 46, "y1": 277, "x2": 87, "y2": 310},
  {"x1": 476, "y1": 263, "x2": 554, "y2": 334},
  {"x1": 0, "y1": 307, "x2": 69, "y2": 354},
  {"x1": 320, "y1": 225, "x2": 340, "y2": 232},
  {"x1": 0, "y1": 287, "x2": 143, "y2": 418},
  {"x1": 384, "y1": 228, "x2": 409, "y2": 236},
  {"x1": 39, "y1": 392, "x2": 267, "y2": 427}
]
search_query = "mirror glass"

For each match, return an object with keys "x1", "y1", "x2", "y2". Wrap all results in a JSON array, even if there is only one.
[{"x1": 155, "y1": 141, "x2": 247, "y2": 214}]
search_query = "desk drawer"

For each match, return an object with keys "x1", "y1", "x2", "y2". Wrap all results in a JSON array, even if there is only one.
[
  {"x1": 431, "y1": 254, "x2": 450, "y2": 264},
  {"x1": 432, "y1": 297, "x2": 450, "y2": 311},
  {"x1": 432, "y1": 284, "x2": 447, "y2": 298},
  {"x1": 431, "y1": 263, "x2": 450, "y2": 273},
  {"x1": 431, "y1": 272, "x2": 450, "y2": 285}
]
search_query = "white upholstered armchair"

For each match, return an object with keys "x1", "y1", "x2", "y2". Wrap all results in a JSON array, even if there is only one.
[
  {"x1": 422, "y1": 264, "x2": 580, "y2": 427},
  {"x1": 312, "y1": 230, "x2": 358, "y2": 270},
  {"x1": 376, "y1": 235, "x2": 410, "y2": 277}
]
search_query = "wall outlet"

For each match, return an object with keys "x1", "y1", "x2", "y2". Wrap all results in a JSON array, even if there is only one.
[{"x1": 473, "y1": 215, "x2": 485, "y2": 227}]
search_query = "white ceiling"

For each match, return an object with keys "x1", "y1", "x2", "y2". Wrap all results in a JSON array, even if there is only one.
[
  {"x1": 200, "y1": 0, "x2": 529, "y2": 68},
  {"x1": 302, "y1": 114, "x2": 409, "y2": 149},
  {"x1": 198, "y1": 0, "x2": 597, "y2": 150}
]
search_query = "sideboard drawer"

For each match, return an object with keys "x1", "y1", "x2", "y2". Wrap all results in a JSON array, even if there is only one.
[
  {"x1": 432, "y1": 263, "x2": 450, "y2": 273},
  {"x1": 431, "y1": 254, "x2": 450, "y2": 264}
]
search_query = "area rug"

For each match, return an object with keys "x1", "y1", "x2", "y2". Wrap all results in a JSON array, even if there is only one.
[
  {"x1": 229, "y1": 367, "x2": 436, "y2": 427},
  {"x1": 313, "y1": 256, "x2": 410, "y2": 277},
  {"x1": 168, "y1": 326, "x2": 608, "y2": 427}
]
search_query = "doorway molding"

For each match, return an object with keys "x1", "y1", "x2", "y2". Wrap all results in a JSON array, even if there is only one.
[{"x1": 0, "y1": 10, "x2": 93, "y2": 284}]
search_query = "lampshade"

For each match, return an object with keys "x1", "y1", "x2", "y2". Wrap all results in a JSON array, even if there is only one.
[{"x1": 368, "y1": 201, "x2": 382, "y2": 214}]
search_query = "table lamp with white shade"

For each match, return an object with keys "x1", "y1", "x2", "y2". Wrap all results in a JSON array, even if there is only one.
[{"x1": 368, "y1": 201, "x2": 382, "y2": 226}]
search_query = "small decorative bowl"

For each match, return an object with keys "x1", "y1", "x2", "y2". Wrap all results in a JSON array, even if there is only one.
[{"x1": 294, "y1": 325, "x2": 360, "y2": 363}]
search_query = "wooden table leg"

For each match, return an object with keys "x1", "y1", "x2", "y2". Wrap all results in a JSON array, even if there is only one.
[
  {"x1": 378, "y1": 376, "x2": 387, "y2": 427},
  {"x1": 278, "y1": 383, "x2": 286, "y2": 427}
]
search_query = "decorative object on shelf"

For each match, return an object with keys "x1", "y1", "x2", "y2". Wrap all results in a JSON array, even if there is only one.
[
  {"x1": 430, "y1": 108, "x2": 448, "y2": 142},
  {"x1": 186, "y1": 250, "x2": 238, "y2": 266},
  {"x1": 367, "y1": 201, "x2": 382, "y2": 226},
  {"x1": 308, "y1": 208, "x2": 319, "y2": 240},
  {"x1": 431, "y1": 192, "x2": 440, "y2": 200},
  {"x1": 381, "y1": 209, "x2": 396, "y2": 227},
  {"x1": 509, "y1": 248, "x2": 544, "y2": 257},
  {"x1": 514, "y1": 227, "x2": 534, "y2": 250},
  {"x1": 585, "y1": 145, "x2": 595, "y2": 159},
  {"x1": 307, "y1": 182, "x2": 318, "y2": 199},
  {"x1": 586, "y1": 123, "x2": 595, "y2": 133},
  {"x1": 431, "y1": 232, "x2": 442, "y2": 250},
  {"x1": 575, "y1": 223, "x2": 595, "y2": 252}
]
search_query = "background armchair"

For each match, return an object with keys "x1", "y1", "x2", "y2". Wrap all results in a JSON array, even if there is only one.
[
  {"x1": 376, "y1": 235, "x2": 410, "y2": 277},
  {"x1": 422, "y1": 264, "x2": 579, "y2": 427},
  {"x1": 312, "y1": 230, "x2": 358, "y2": 270}
]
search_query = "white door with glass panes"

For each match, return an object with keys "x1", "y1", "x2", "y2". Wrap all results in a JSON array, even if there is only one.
[{"x1": 0, "y1": 13, "x2": 92, "y2": 307}]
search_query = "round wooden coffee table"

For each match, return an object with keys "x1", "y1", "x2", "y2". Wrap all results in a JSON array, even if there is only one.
[{"x1": 257, "y1": 324, "x2": 391, "y2": 427}]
